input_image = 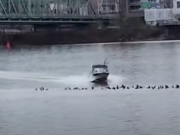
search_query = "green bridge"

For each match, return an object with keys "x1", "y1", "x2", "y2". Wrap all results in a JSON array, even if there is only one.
[{"x1": 0, "y1": 0, "x2": 117, "y2": 25}]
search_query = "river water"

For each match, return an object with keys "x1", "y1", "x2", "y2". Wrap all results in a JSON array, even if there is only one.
[{"x1": 0, "y1": 42, "x2": 180, "y2": 135}]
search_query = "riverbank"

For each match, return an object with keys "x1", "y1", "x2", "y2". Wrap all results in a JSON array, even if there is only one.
[
  {"x1": 0, "y1": 18, "x2": 166, "y2": 46},
  {"x1": 0, "y1": 27, "x2": 165, "y2": 46},
  {"x1": 59, "y1": 39, "x2": 180, "y2": 47}
]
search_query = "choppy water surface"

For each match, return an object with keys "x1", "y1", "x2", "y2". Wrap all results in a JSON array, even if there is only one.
[{"x1": 1, "y1": 42, "x2": 180, "y2": 135}]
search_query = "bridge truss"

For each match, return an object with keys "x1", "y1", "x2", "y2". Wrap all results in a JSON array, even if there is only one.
[{"x1": 0, "y1": 0, "x2": 101, "y2": 24}]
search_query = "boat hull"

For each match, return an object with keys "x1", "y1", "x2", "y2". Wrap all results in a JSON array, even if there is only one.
[{"x1": 92, "y1": 73, "x2": 109, "y2": 82}]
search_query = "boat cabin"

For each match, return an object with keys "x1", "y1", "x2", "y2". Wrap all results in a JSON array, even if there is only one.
[{"x1": 91, "y1": 64, "x2": 109, "y2": 74}]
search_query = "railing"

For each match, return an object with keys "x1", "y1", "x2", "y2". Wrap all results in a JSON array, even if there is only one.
[{"x1": 0, "y1": 0, "x2": 96, "y2": 18}]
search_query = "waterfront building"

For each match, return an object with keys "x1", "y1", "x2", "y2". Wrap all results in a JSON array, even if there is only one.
[
  {"x1": 144, "y1": 0, "x2": 180, "y2": 26},
  {"x1": 90, "y1": 0, "x2": 172, "y2": 17},
  {"x1": 119, "y1": 0, "x2": 172, "y2": 17},
  {"x1": 90, "y1": 0, "x2": 119, "y2": 14}
]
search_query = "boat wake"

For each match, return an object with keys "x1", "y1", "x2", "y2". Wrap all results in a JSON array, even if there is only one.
[{"x1": 0, "y1": 71, "x2": 125, "y2": 87}]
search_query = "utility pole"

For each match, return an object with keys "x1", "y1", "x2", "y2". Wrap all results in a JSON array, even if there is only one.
[
  {"x1": 118, "y1": 0, "x2": 123, "y2": 25},
  {"x1": 118, "y1": 0, "x2": 128, "y2": 41}
]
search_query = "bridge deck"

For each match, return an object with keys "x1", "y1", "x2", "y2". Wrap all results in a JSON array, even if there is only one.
[{"x1": 0, "y1": 15, "x2": 116, "y2": 24}]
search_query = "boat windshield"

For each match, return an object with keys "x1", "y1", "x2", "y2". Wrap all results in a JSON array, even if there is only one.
[{"x1": 93, "y1": 67, "x2": 108, "y2": 73}]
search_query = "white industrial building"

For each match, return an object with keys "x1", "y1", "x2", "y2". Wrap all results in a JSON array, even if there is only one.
[{"x1": 144, "y1": 0, "x2": 180, "y2": 26}]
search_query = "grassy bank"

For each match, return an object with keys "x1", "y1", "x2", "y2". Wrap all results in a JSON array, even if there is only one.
[{"x1": 118, "y1": 17, "x2": 165, "y2": 41}]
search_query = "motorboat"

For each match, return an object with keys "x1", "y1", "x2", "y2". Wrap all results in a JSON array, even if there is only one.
[{"x1": 91, "y1": 64, "x2": 109, "y2": 82}]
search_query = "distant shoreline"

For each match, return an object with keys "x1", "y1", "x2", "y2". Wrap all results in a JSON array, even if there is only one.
[
  {"x1": 0, "y1": 17, "x2": 171, "y2": 47},
  {"x1": 62, "y1": 39, "x2": 180, "y2": 46},
  {"x1": 1, "y1": 39, "x2": 180, "y2": 49},
  {"x1": 0, "y1": 28, "x2": 165, "y2": 47}
]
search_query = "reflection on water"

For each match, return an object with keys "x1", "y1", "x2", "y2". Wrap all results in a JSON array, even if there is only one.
[{"x1": 1, "y1": 41, "x2": 180, "y2": 135}]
